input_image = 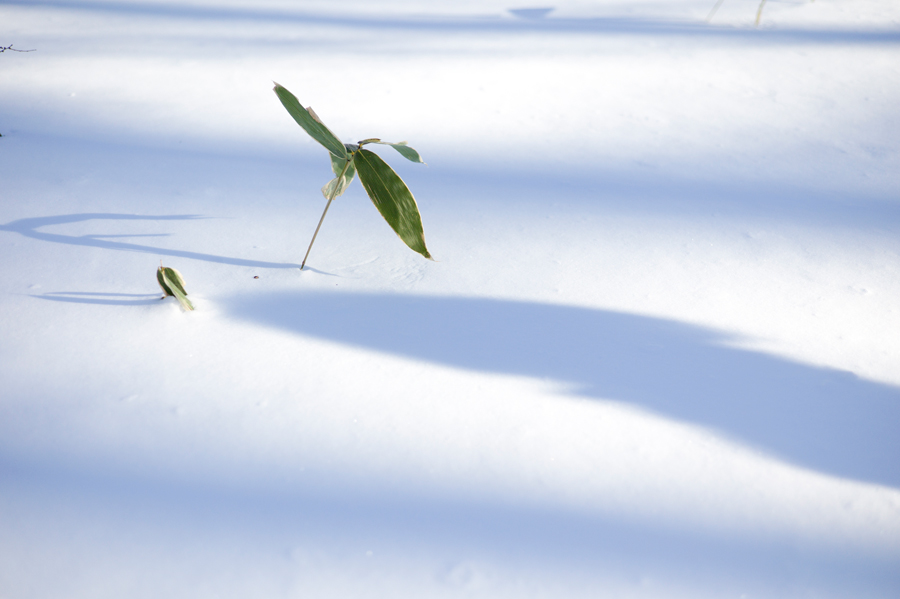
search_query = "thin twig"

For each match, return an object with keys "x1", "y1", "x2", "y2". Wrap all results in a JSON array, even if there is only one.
[
  {"x1": 300, "y1": 159, "x2": 352, "y2": 270},
  {"x1": 0, "y1": 44, "x2": 36, "y2": 53}
]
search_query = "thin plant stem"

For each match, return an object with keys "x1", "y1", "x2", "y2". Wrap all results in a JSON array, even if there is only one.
[
  {"x1": 301, "y1": 159, "x2": 351, "y2": 270},
  {"x1": 708, "y1": 0, "x2": 770, "y2": 25},
  {"x1": 706, "y1": 0, "x2": 726, "y2": 21},
  {"x1": 755, "y1": 0, "x2": 767, "y2": 25}
]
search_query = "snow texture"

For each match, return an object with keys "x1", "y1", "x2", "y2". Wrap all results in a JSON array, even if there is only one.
[{"x1": 1, "y1": 0, "x2": 899, "y2": 597}]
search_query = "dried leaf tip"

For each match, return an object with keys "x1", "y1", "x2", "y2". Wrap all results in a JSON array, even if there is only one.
[{"x1": 307, "y1": 106, "x2": 324, "y2": 124}]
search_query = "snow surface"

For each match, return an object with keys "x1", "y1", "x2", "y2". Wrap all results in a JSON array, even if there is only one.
[{"x1": 2, "y1": 0, "x2": 900, "y2": 597}]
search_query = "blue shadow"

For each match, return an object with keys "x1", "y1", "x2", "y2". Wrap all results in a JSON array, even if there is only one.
[
  {"x1": 0, "y1": 213, "x2": 299, "y2": 269},
  {"x1": 6, "y1": 0, "x2": 900, "y2": 45},
  {"x1": 32, "y1": 291, "x2": 164, "y2": 306},
  {"x1": 228, "y1": 290, "x2": 900, "y2": 488},
  {"x1": 2, "y1": 444, "x2": 896, "y2": 594}
]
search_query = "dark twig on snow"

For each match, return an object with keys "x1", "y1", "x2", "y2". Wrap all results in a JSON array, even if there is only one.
[{"x1": 0, "y1": 44, "x2": 36, "y2": 53}]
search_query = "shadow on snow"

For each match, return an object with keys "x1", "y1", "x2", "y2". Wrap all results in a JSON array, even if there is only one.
[
  {"x1": 33, "y1": 291, "x2": 165, "y2": 306},
  {"x1": 227, "y1": 290, "x2": 900, "y2": 489},
  {"x1": 1, "y1": 445, "x2": 895, "y2": 594},
  {"x1": 0, "y1": 213, "x2": 299, "y2": 269},
  {"x1": 6, "y1": 0, "x2": 900, "y2": 46}
]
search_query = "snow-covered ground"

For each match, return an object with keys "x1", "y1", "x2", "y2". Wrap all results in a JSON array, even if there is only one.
[{"x1": 2, "y1": 1, "x2": 899, "y2": 596}]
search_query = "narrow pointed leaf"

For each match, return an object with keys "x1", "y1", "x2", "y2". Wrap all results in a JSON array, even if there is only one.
[
  {"x1": 161, "y1": 268, "x2": 194, "y2": 311},
  {"x1": 354, "y1": 148, "x2": 431, "y2": 259},
  {"x1": 273, "y1": 84, "x2": 348, "y2": 160},
  {"x1": 163, "y1": 266, "x2": 188, "y2": 295},
  {"x1": 370, "y1": 140, "x2": 424, "y2": 163},
  {"x1": 167, "y1": 282, "x2": 195, "y2": 311}
]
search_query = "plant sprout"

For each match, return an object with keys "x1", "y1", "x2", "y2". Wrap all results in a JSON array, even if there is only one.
[
  {"x1": 157, "y1": 263, "x2": 194, "y2": 311},
  {"x1": 273, "y1": 83, "x2": 432, "y2": 270}
]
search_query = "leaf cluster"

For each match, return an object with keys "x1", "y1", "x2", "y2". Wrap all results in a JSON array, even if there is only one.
[{"x1": 274, "y1": 83, "x2": 431, "y2": 266}]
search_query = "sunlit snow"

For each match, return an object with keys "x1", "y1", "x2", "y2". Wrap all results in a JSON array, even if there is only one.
[{"x1": 1, "y1": 1, "x2": 899, "y2": 597}]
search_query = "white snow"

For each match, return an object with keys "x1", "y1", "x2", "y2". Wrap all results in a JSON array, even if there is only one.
[{"x1": 1, "y1": 0, "x2": 899, "y2": 597}]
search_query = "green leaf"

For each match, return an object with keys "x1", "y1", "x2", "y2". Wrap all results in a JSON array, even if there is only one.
[
  {"x1": 354, "y1": 148, "x2": 432, "y2": 260},
  {"x1": 362, "y1": 139, "x2": 424, "y2": 163},
  {"x1": 384, "y1": 142, "x2": 424, "y2": 164},
  {"x1": 164, "y1": 266, "x2": 188, "y2": 295},
  {"x1": 157, "y1": 266, "x2": 194, "y2": 311},
  {"x1": 156, "y1": 266, "x2": 172, "y2": 296},
  {"x1": 273, "y1": 83, "x2": 348, "y2": 160},
  {"x1": 167, "y1": 282, "x2": 194, "y2": 311}
]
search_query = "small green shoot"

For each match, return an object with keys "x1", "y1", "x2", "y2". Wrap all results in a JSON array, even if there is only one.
[
  {"x1": 157, "y1": 262, "x2": 194, "y2": 311},
  {"x1": 273, "y1": 83, "x2": 432, "y2": 270}
]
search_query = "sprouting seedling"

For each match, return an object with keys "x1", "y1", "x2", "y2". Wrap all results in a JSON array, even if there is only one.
[
  {"x1": 273, "y1": 83, "x2": 432, "y2": 270},
  {"x1": 157, "y1": 262, "x2": 194, "y2": 311}
]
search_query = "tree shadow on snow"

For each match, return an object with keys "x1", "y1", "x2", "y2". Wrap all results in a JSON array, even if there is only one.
[
  {"x1": 32, "y1": 291, "x2": 164, "y2": 306},
  {"x1": 2, "y1": 446, "x2": 895, "y2": 595},
  {"x1": 228, "y1": 290, "x2": 900, "y2": 489},
  {"x1": 11, "y1": 0, "x2": 900, "y2": 45},
  {"x1": 0, "y1": 213, "x2": 299, "y2": 269}
]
